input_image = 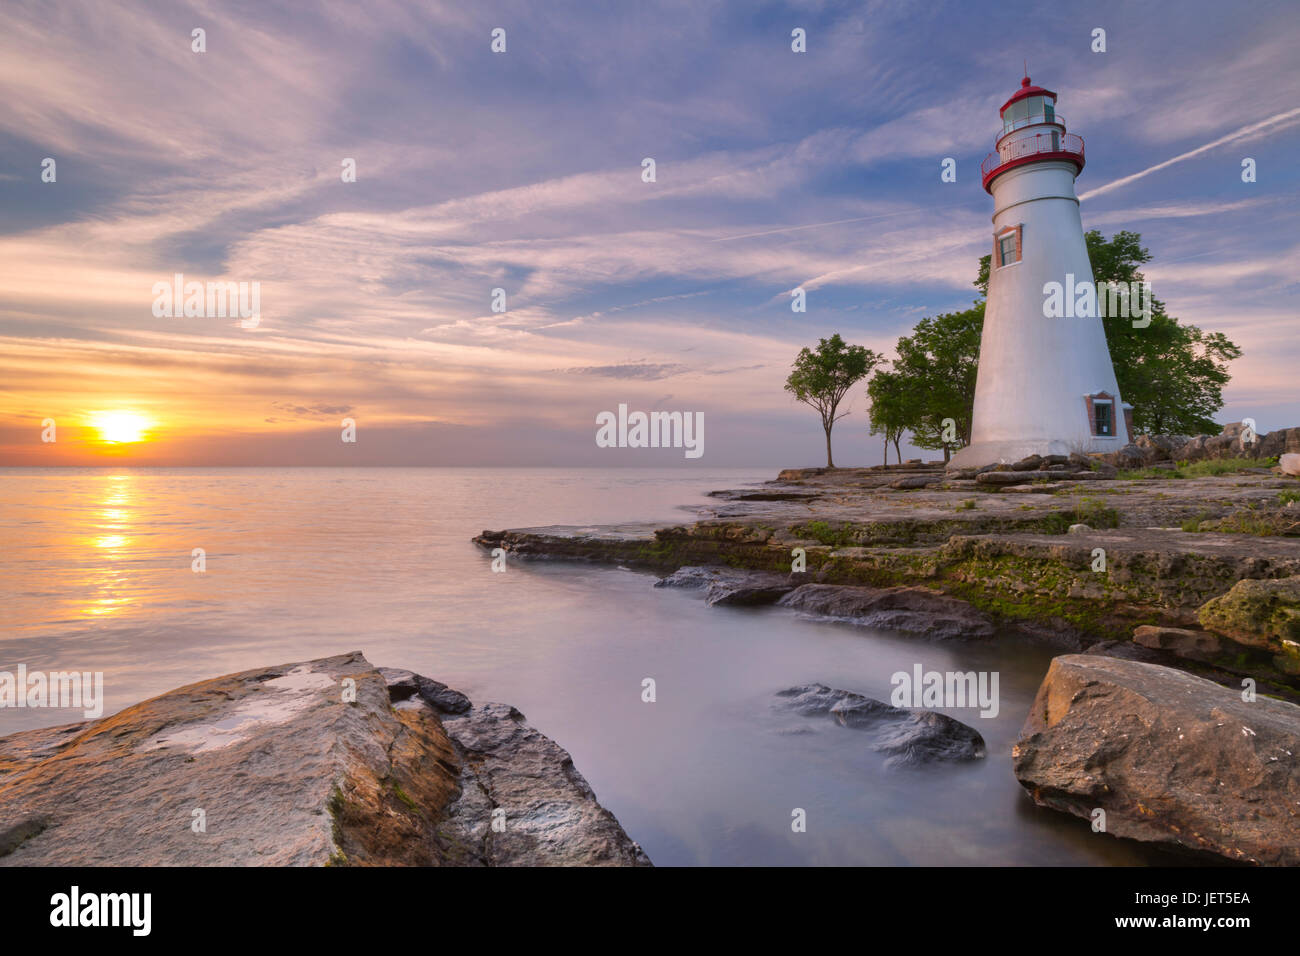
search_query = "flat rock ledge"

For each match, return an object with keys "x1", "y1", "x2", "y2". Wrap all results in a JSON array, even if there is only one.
[
  {"x1": 0, "y1": 652, "x2": 650, "y2": 867},
  {"x1": 776, "y1": 683, "x2": 986, "y2": 768},
  {"x1": 1013, "y1": 654, "x2": 1300, "y2": 865}
]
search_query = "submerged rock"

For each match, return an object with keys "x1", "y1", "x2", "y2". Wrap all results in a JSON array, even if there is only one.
[
  {"x1": 775, "y1": 683, "x2": 985, "y2": 768},
  {"x1": 0, "y1": 653, "x2": 650, "y2": 867},
  {"x1": 1013, "y1": 654, "x2": 1300, "y2": 865},
  {"x1": 778, "y1": 583, "x2": 995, "y2": 640},
  {"x1": 654, "y1": 565, "x2": 798, "y2": 606}
]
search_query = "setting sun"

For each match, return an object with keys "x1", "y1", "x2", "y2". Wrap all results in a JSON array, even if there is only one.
[{"x1": 91, "y1": 411, "x2": 151, "y2": 444}]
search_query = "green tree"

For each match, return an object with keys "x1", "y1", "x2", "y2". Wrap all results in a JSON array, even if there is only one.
[
  {"x1": 976, "y1": 230, "x2": 1239, "y2": 435},
  {"x1": 889, "y1": 305, "x2": 983, "y2": 461},
  {"x1": 785, "y1": 333, "x2": 882, "y2": 468},
  {"x1": 866, "y1": 368, "x2": 915, "y2": 465}
]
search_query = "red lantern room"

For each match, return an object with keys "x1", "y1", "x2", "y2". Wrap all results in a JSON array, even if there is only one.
[{"x1": 981, "y1": 75, "x2": 1085, "y2": 193}]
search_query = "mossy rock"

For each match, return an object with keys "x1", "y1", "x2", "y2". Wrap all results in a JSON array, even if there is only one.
[{"x1": 1198, "y1": 576, "x2": 1300, "y2": 655}]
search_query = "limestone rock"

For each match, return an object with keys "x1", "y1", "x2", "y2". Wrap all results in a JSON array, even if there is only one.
[
  {"x1": 0, "y1": 653, "x2": 650, "y2": 867},
  {"x1": 654, "y1": 565, "x2": 798, "y2": 606},
  {"x1": 778, "y1": 583, "x2": 994, "y2": 640},
  {"x1": 1013, "y1": 654, "x2": 1300, "y2": 864},
  {"x1": 1281, "y1": 453, "x2": 1300, "y2": 477},
  {"x1": 1131, "y1": 625, "x2": 1224, "y2": 661},
  {"x1": 891, "y1": 475, "x2": 940, "y2": 489},
  {"x1": 976, "y1": 470, "x2": 1029, "y2": 486},
  {"x1": 775, "y1": 683, "x2": 985, "y2": 768},
  {"x1": 1198, "y1": 576, "x2": 1300, "y2": 673}
]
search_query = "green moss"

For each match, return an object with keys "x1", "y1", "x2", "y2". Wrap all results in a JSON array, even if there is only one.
[{"x1": 391, "y1": 782, "x2": 419, "y2": 812}]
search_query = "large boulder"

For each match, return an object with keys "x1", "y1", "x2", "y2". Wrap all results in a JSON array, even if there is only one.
[
  {"x1": 1013, "y1": 654, "x2": 1300, "y2": 864},
  {"x1": 1281, "y1": 453, "x2": 1300, "y2": 477},
  {"x1": 0, "y1": 653, "x2": 650, "y2": 866},
  {"x1": 778, "y1": 583, "x2": 995, "y2": 639},
  {"x1": 775, "y1": 683, "x2": 985, "y2": 768},
  {"x1": 1198, "y1": 576, "x2": 1300, "y2": 674}
]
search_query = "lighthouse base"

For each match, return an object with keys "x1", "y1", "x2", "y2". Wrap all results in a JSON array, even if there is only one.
[{"x1": 948, "y1": 437, "x2": 1121, "y2": 471}]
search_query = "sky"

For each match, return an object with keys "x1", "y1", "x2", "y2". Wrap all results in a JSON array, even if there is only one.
[{"x1": 1, "y1": 0, "x2": 1297, "y2": 467}]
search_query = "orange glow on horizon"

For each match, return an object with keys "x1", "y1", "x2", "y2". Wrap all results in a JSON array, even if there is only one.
[{"x1": 90, "y1": 410, "x2": 153, "y2": 445}]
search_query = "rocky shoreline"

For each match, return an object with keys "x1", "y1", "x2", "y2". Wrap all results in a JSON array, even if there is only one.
[
  {"x1": 475, "y1": 430, "x2": 1300, "y2": 864},
  {"x1": 0, "y1": 652, "x2": 650, "y2": 867}
]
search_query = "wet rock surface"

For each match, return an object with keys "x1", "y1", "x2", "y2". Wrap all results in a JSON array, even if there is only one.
[
  {"x1": 777, "y1": 583, "x2": 995, "y2": 639},
  {"x1": 775, "y1": 683, "x2": 986, "y2": 768},
  {"x1": 654, "y1": 565, "x2": 799, "y2": 606},
  {"x1": 1013, "y1": 654, "x2": 1300, "y2": 865},
  {"x1": 0, "y1": 653, "x2": 650, "y2": 867}
]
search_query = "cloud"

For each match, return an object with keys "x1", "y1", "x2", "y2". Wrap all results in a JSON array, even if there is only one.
[{"x1": 1079, "y1": 109, "x2": 1300, "y2": 201}]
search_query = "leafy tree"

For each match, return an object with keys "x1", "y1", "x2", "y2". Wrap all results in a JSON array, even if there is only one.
[
  {"x1": 866, "y1": 368, "x2": 914, "y2": 465},
  {"x1": 889, "y1": 305, "x2": 983, "y2": 460},
  {"x1": 785, "y1": 333, "x2": 882, "y2": 468},
  {"x1": 976, "y1": 230, "x2": 1239, "y2": 435}
]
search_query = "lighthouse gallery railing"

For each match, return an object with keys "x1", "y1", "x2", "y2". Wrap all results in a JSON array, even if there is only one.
[{"x1": 981, "y1": 132, "x2": 1085, "y2": 180}]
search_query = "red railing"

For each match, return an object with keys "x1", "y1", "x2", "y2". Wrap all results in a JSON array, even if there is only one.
[{"x1": 981, "y1": 131, "x2": 1085, "y2": 182}]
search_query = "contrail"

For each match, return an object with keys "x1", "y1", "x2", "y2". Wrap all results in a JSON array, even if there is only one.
[
  {"x1": 710, "y1": 209, "x2": 914, "y2": 242},
  {"x1": 1079, "y1": 107, "x2": 1300, "y2": 201}
]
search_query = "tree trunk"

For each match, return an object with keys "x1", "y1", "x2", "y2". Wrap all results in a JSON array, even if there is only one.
[
  {"x1": 943, "y1": 445, "x2": 951, "y2": 463},
  {"x1": 882, "y1": 440, "x2": 888, "y2": 467},
  {"x1": 824, "y1": 424, "x2": 834, "y2": 469},
  {"x1": 893, "y1": 439, "x2": 901, "y2": 464}
]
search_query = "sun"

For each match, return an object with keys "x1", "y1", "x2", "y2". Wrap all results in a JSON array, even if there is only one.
[{"x1": 91, "y1": 411, "x2": 151, "y2": 444}]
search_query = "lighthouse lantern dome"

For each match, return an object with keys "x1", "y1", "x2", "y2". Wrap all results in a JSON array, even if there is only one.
[{"x1": 1000, "y1": 76, "x2": 1058, "y2": 135}]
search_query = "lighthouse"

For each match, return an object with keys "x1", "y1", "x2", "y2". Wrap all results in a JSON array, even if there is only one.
[{"x1": 950, "y1": 76, "x2": 1131, "y2": 468}]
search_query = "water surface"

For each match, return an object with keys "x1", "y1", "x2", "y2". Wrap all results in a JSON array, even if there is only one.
[{"x1": 0, "y1": 467, "x2": 1175, "y2": 865}]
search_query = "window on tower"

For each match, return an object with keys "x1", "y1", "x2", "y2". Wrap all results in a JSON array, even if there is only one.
[
  {"x1": 1085, "y1": 392, "x2": 1116, "y2": 437},
  {"x1": 1094, "y1": 401, "x2": 1113, "y2": 436},
  {"x1": 995, "y1": 224, "x2": 1022, "y2": 267},
  {"x1": 999, "y1": 234, "x2": 1016, "y2": 266}
]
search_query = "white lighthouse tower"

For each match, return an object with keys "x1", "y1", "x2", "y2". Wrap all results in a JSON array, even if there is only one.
[{"x1": 950, "y1": 75, "x2": 1130, "y2": 468}]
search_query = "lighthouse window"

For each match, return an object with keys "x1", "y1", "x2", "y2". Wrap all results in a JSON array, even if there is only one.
[
  {"x1": 998, "y1": 234, "x2": 1017, "y2": 266},
  {"x1": 1093, "y1": 401, "x2": 1113, "y2": 436}
]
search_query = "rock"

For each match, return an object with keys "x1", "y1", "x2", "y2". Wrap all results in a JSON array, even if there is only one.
[
  {"x1": 778, "y1": 583, "x2": 995, "y2": 639},
  {"x1": 775, "y1": 683, "x2": 985, "y2": 768},
  {"x1": 1013, "y1": 654, "x2": 1300, "y2": 865},
  {"x1": 976, "y1": 471, "x2": 1029, "y2": 486},
  {"x1": 654, "y1": 565, "x2": 796, "y2": 606},
  {"x1": 890, "y1": 475, "x2": 940, "y2": 489},
  {"x1": 1134, "y1": 434, "x2": 1179, "y2": 463},
  {"x1": 1110, "y1": 444, "x2": 1145, "y2": 469},
  {"x1": 1043, "y1": 454, "x2": 1069, "y2": 465},
  {"x1": 1281, "y1": 453, "x2": 1300, "y2": 477},
  {"x1": 0, "y1": 653, "x2": 650, "y2": 867},
  {"x1": 1067, "y1": 523, "x2": 1091, "y2": 534},
  {"x1": 1131, "y1": 625, "x2": 1224, "y2": 661},
  {"x1": 1198, "y1": 576, "x2": 1300, "y2": 673},
  {"x1": 1093, "y1": 461, "x2": 1119, "y2": 478},
  {"x1": 1067, "y1": 452, "x2": 1092, "y2": 471},
  {"x1": 1011, "y1": 454, "x2": 1043, "y2": 471}
]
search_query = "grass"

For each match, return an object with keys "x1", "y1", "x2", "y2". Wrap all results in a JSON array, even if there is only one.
[
  {"x1": 1038, "y1": 496, "x2": 1121, "y2": 534},
  {"x1": 1185, "y1": 499, "x2": 1300, "y2": 536},
  {"x1": 1118, "y1": 457, "x2": 1274, "y2": 480},
  {"x1": 1279, "y1": 489, "x2": 1300, "y2": 506},
  {"x1": 958, "y1": 499, "x2": 977, "y2": 510}
]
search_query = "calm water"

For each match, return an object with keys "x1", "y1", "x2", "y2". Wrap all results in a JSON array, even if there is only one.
[{"x1": 0, "y1": 467, "x2": 1174, "y2": 865}]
